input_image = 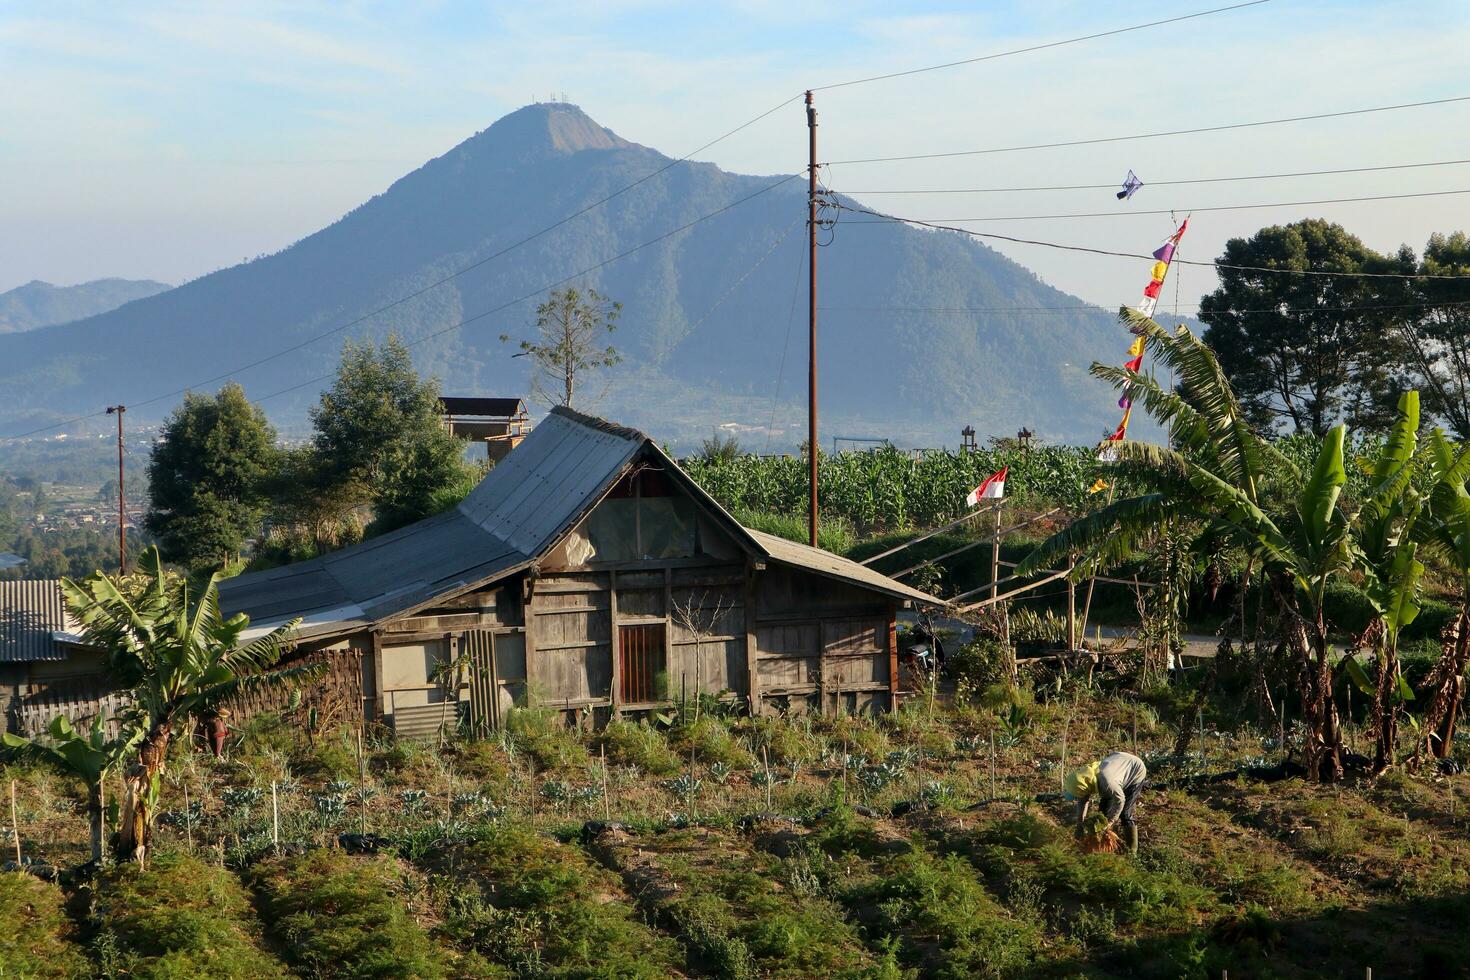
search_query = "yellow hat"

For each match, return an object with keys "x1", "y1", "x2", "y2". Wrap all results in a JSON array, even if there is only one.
[{"x1": 1063, "y1": 761, "x2": 1100, "y2": 802}]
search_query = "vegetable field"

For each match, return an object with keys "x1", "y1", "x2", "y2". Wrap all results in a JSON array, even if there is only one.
[{"x1": 3, "y1": 682, "x2": 1468, "y2": 978}]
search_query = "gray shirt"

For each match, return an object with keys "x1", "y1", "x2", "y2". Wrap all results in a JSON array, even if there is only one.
[{"x1": 1095, "y1": 751, "x2": 1147, "y2": 821}]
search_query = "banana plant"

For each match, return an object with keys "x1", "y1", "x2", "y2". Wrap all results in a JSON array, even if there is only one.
[
  {"x1": 1347, "y1": 392, "x2": 1424, "y2": 772},
  {"x1": 1409, "y1": 428, "x2": 1470, "y2": 761},
  {"x1": 1020, "y1": 313, "x2": 1423, "y2": 782},
  {"x1": 61, "y1": 546, "x2": 310, "y2": 865},
  {"x1": 2, "y1": 714, "x2": 141, "y2": 863}
]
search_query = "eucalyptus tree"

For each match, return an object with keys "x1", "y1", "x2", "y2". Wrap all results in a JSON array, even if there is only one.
[
  {"x1": 61, "y1": 547, "x2": 308, "y2": 864},
  {"x1": 1021, "y1": 312, "x2": 1423, "y2": 782}
]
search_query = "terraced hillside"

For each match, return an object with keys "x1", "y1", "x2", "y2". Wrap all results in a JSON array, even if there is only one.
[{"x1": 2, "y1": 687, "x2": 1467, "y2": 978}]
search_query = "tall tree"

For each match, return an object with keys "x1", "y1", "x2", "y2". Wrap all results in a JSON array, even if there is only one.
[
  {"x1": 61, "y1": 547, "x2": 309, "y2": 864},
  {"x1": 310, "y1": 336, "x2": 473, "y2": 534},
  {"x1": 144, "y1": 383, "x2": 278, "y2": 569},
  {"x1": 503, "y1": 287, "x2": 622, "y2": 408},
  {"x1": 1199, "y1": 219, "x2": 1414, "y2": 436},
  {"x1": 1399, "y1": 233, "x2": 1470, "y2": 439}
]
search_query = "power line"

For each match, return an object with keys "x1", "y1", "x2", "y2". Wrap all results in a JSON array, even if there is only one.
[
  {"x1": 825, "y1": 96, "x2": 1470, "y2": 166},
  {"x1": 243, "y1": 175, "x2": 803, "y2": 408},
  {"x1": 838, "y1": 158, "x2": 1470, "y2": 194},
  {"x1": 811, "y1": 1, "x2": 1271, "y2": 91},
  {"x1": 821, "y1": 299, "x2": 1470, "y2": 316},
  {"x1": 835, "y1": 188, "x2": 1470, "y2": 223},
  {"x1": 685, "y1": 215, "x2": 803, "y2": 335},
  {"x1": 831, "y1": 202, "x2": 1470, "y2": 280},
  {"x1": 9, "y1": 174, "x2": 802, "y2": 439}
]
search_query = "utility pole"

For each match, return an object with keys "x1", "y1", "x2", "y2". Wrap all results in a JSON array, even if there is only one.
[
  {"x1": 806, "y1": 90, "x2": 819, "y2": 548},
  {"x1": 105, "y1": 405, "x2": 126, "y2": 574}
]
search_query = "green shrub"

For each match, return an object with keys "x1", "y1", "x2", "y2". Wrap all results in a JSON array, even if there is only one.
[
  {"x1": 435, "y1": 823, "x2": 680, "y2": 978},
  {"x1": 736, "y1": 716, "x2": 824, "y2": 767},
  {"x1": 856, "y1": 849, "x2": 1041, "y2": 979},
  {"x1": 669, "y1": 716, "x2": 754, "y2": 769},
  {"x1": 253, "y1": 850, "x2": 451, "y2": 979},
  {"x1": 0, "y1": 872, "x2": 90, "y2": 979},
  {"x1": 93, "y1": 853, "x2": 286, "y2": 979},
  {"x1": 595, "y1": 719, "x2": 681, "y2": 775},
  {"x1": 948, "y1": 638, "x2": 1012, "y2": 694},
  {"x1": 504, "y1": 707, "x2": 590, "y2": 771}
]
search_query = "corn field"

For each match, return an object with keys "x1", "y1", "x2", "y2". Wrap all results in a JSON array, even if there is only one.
[{"x1": 682, "y1": 445, "x2": 1099, "y2": 533}]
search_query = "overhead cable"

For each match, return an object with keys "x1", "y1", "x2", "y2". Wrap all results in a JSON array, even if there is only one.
[
  {"x1": 811, "y1": 1, "x2": 1271, "y2": 91},
  {"x1": 825, "y1": 96, "x2": 1470, "y2": 166},
  {"x1": 831, "y1": 203, "x2": 1470, "y2": 280},
  {"x1": 836, "y1": 188, "x2": 1470, "y2": 223},
  {"x1": 838, "y1": 158, "x2": 1470, "y2": 194}
]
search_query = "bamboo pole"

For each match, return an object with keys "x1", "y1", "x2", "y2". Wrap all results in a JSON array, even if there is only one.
[
  {"x1": 271, "y1": 781, "x2": 280, "y2": 855},
  {"x1": 858, "y1": 502, "x2": 1001, "y2": 566}
]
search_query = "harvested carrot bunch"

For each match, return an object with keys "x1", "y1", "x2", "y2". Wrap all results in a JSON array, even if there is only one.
[{"x1": 1077, "y1": 814, "x2": 1121, "y2": 853}]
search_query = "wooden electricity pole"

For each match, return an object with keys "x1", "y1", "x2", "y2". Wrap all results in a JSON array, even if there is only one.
[
  {"x1": 806, "y1": 90, "x2": 819, "y2": 548},
  {"x1": 105, "y1": 405, "x2": 126, "y2": 574}
]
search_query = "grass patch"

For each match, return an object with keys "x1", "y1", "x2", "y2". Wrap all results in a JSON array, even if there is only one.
[
  {"x1": 0, "y1": 871, "x2": 90, "y2": 979},
  {"x1": 252, "y1": 849, "x2": 457, "y2": 979},
  {"x1": 429, "y1": 822, "x2": 681, "y2": 978},
  {"x1": 594, "y1": 719, "x2": 681, "y2": 776},
  {"x1": 93, "y1": 852, "x2": 288, "y2": 979}
]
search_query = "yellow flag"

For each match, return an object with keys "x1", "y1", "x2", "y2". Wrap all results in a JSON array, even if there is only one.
[
  {"x1": 1088, "y1": 478, "x2": 1109, "y2": 494},
  {"x1": 1127, "y1": 335, "x2": 1144, "y2": 357},
  {"x1": 1150, "y1": 260, "x2": 1168, "y2": 282}
]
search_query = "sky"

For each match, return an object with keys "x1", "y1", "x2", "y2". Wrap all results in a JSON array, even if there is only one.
[{"x1": 3, "y1": 0, "x2": 1469, "y2": 312}]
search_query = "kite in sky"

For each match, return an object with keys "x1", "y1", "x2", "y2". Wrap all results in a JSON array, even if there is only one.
[{"x1": 1116, "y1": 170, "x2": 1143, "y2": 200}]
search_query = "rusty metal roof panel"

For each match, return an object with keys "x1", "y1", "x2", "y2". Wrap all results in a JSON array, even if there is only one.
[{"x1": 0, "y1": 580, "x2": 77, "y2": 662}]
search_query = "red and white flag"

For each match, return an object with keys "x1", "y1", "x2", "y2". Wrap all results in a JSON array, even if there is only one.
[{"x1": 965, "y1": 467, "x2": 1007, "y2": 507}]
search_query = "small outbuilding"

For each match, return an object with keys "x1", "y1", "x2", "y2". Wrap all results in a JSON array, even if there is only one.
[
  {"x1": 220, "y1": 407, "x2": 937, "y2": 736},
  {"x1": 0, "y1": 579, "x2": 112, "y2": 733}
]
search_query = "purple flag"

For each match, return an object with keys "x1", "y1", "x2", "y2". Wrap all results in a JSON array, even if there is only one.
[
  {"x1": 1116, "y1": 170, "x2": 1143, "y2": 201},
  {"x1": 1153, "y1": 241, "x2": 1175, "y2": 263}
]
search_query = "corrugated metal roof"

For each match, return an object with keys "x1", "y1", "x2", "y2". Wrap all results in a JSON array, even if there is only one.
[
  {"x1": 222, "y1": 406, "x2": 937, "y2": 640},
  {"x1": 0, "y1": 580, "x2": 78, "y2": 662},
  {"x1": 0, "y1": 552, "x2": 27, "y2": 571},
  {"x1": 745, "y1": 529, "x2": 938, "y2": 605}
]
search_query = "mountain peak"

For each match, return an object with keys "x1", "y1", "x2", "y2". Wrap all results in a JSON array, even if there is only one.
[{"x1": 473, "y1": 102, "x2": 635, "y2": 161}]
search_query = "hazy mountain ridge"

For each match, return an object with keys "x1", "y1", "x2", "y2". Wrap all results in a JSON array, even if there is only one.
[
  {"x1": 0, "y1": 103, "x2": 1134, "y2": 447},
  {"x1": 0, "y1": 278, "x2": 171, "y2": 335}
]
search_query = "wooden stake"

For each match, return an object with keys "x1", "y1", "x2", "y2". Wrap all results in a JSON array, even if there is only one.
[
  {"x1": 763, "y1": 745, "x2": 773, "y2": 812},
  {"x1": 184, "y1": 782, "x2": 194, "y2": 854},
  {"x1": 601, "y1": 745, "x2": 611, "y2": 822},
  {"x1": 357, "y1": 728, "x2": 367, "y2": 836},
  {"x1": 989, "y1": 732, "x2": 997, "y2": 801},
  {"x1": 9, "y1": 779, "x2": 20, "y2": 864},
  {"x1": 271, "y1": 781, "x2": 280, "y2": 855}
]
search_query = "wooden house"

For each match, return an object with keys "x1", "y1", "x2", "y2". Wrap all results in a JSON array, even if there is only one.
[{"x1": 220, "y1": 408, "x2": 937, "y2": 735}]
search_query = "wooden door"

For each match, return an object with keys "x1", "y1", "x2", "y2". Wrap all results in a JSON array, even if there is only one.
[{"x1": 619, "y1": 624, "x2": 666, "y2": 705}]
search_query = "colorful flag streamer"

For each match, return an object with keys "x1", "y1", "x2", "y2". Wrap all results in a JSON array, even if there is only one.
[
  {"x1": 1136, "y1": 219, "x2": 1188, "y2": 319},
  {"x1": 1088, "y1": 478, "x2": 1109, "y2": 494},
  {"x1": 1117, "y1": 170, "x2": 1143, "y2": 200}
]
